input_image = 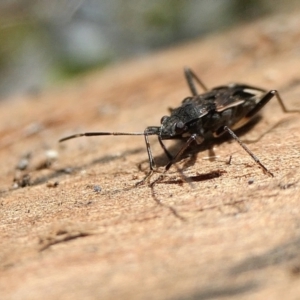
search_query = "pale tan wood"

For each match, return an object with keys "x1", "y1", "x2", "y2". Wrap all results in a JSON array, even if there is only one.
[{"x1": 1, "y1": 11, "x2": 300, "y2": 300}]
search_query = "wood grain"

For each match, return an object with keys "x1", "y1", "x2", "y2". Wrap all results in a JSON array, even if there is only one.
[{"x1": 1, "y1": 11, "x2": 300, "y2": 300}]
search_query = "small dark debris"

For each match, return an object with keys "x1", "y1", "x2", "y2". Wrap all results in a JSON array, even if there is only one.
[
  {"x1": 34, "y1": 150, "x2": 58, "y2": 171},
  {"x1": 132, "y1": 174, "x2": 139, "y2": 180},
  {"x1": 16, "y1": 152, "x2": 32, "y2": 170},
  {"x1": 35, "y1": 159, "x2": 52, "y2": 170},
  {"x1": 56, "y1": 229, "x2": 67, "y2": 235},
  {"x1": 248, "y1": 178, "x2": 254, "y2": 185},
  {"x1": 62, "y1": 167, "x2": 73, "y2": 174},
  {"x1": 46, "y1": 181, "x2": 59, "y2": 188},
  {"x1": 93, "y1": 185, "x2": 102, "y2": 193},
  {"x1": 17, "y1": 158, "x2": 30, "y2": 170},
  {"x1": 227, "y1": 155, "x2": 232, "y2": 165},
  {"x1": 279, "y1": 182, "x2": 296, "y2": 190},
  {"x1": 290, "y1": 264, "x2": 300, "y2": 276},
  {"x1": 13, "y1": 173, "x2": 31, "y2": 188}
]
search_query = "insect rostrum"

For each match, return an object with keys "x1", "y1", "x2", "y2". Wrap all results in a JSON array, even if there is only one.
[{"x1": 60, "y1": 68, "x2": 299, "y2": 183}]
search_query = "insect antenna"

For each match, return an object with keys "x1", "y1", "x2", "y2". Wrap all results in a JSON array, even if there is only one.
[{"x1": 59, "y1": 131, "x2": 152, "y2": 143}]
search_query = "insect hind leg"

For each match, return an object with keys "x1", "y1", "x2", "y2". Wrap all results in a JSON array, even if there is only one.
[
  {"x1": 245, "y1": 90, "x2": 300, "y2": 121},
  {"x1": 184, "y1": 68, "x2": 208, "y2": 96}
]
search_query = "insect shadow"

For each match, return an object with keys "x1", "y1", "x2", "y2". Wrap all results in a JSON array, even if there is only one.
[
  {"x1": 229, "y1": 235, "x2": 300, "y2": 275},
  {"x1": 59, "y1": 68, "x2": 300, "y2": 185}
]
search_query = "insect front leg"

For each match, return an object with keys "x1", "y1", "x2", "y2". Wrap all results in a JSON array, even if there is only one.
[
  {"x1": 158, "y1": 136, "x2": 173, "y2": 161},
  {"x1": 136, "y1": 127, "x2": 161, "y2": 185},
  {"x1": 223, "y1": 126, "x2": 274, "y2": 177},
  {"x1": 144, "y1": 128, "x2": 156, "y2": 171}
]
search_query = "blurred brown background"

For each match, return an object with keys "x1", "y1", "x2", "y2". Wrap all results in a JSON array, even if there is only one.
[{"x1": 1, "y1": 0, "x2": 300, "y2": 99}]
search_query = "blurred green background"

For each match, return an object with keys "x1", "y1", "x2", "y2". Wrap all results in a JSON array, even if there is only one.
[{"x1": 0, "y1": 0, "x2": 299, "y2": 99}]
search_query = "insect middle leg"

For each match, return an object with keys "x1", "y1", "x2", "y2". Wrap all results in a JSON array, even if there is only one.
[
  {"x1": 164, "y1": 134, "x2": 204, "y2": 171},
  {"x1": 145, "y1": 135, "x2": 203, "y2": 186},
  {"x1": 140, "y1": 132, "x2": 203, "y2": 184}
]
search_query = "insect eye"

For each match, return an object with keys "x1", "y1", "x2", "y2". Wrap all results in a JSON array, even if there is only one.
[
  {"x1": 182, "y1": 97, "x2": 192, "y2": 103},
  {"x1": 160, "y1": 116, "x2": 169, "y2": 124},
  {"x1": 174, "y1": 121, "x2": 185, "y2": 134}
]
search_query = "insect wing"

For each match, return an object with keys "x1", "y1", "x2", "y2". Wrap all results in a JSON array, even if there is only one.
[{"x1": 214, "y1": 86, "x2": 264, "y2": 112}]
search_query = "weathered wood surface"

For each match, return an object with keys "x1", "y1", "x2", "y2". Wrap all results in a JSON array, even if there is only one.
[{"x1": 1, "y1": 11, "x2": 300, "y2": 300}]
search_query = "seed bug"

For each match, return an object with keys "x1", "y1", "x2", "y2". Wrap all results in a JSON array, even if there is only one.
[{"x1": 59, "y1": 67, "x2": 299, "y2": 183}]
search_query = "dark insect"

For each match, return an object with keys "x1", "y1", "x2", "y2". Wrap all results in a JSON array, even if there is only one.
[{"x1": 59, "y1": 68, "x2": 299, "y2": 183}]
